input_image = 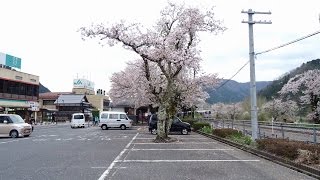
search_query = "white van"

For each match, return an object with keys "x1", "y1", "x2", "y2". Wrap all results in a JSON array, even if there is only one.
[
  {"x1": 99, "y1": 111, "x2": 133, "y2": 130},
  {"x1": 71, "y1": 113, "x2": 85, "y2": 128}
]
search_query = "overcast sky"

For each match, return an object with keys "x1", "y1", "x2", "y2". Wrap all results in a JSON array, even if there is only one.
[{"x1": 0, "y1": 0, "x2": 319, "y2": 93}]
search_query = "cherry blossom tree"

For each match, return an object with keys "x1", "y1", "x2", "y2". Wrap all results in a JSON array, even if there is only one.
[
  {"x1": 262, "y1": 99, "x2": 298, "y2": 122},
  {"x1": 279, "y1": 69, "x2": 320, "y2": 123},
  {"x1": 81, "y1": 2, "x2": 225, "y2": 140}
]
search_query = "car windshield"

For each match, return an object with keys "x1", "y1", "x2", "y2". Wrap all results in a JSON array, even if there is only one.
[
  {"x1": 10, "y1": 115, "x2": 25, "y2": 123},
  {"x1": 74, "y1": 115, "x2": 84, "y2": 119}
]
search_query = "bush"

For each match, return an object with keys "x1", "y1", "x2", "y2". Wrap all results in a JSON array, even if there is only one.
[
  {"x1": 200, "y1": 126, "x2": 213, "y2": 134},
  {"x1": 229, "y1": 133, "x2": 253, "y2": 145},
  {"x1": 182, "y1": 118, "x2": 198, "y2": 127},
  {"x1": 256, "y1": 138, "x2": 320, "y2": 162},
  {"x1": 193, "y1": 122, "x2": 211, "y2": 131},
  {"x1": 212, "y1": 128, "x2": 242, "y2": 138}
]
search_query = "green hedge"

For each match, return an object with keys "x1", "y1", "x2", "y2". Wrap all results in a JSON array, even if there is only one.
[
  {"x1": 193, "y1": 122, "x2": 211, "y2": 131},
  {"x1": 212, "y1": 128, "x2": 242, "y2": 138},
  {"x1": 182, "y1": 118, "x2": 198, "y2": 127}
]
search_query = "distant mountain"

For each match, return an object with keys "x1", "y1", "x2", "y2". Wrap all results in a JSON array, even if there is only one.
[
  {"x1": 39, "y1": 83, "x2": 51, "y2": 93},
  {"x1": 258, "y1": 58, "x2": 320, "y2": 100},
  {"x1": 206, "y1": 80, "x2": 271, "y2": 104}
]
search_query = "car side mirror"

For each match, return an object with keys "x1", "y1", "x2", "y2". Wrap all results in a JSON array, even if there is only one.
[{"x1": 3, "y1": 120, "x2": 8, "y2": 124}]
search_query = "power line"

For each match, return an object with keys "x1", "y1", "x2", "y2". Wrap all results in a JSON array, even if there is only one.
[
  {"x1": 215, "y1": 60, "x2": 250, "y2": 90},
  {"x1": 215, "y1": 29, "x2": 320, "y2": 91},
  {"x1": 256, "y1": 30, "x2": 320, "y2": 55}
]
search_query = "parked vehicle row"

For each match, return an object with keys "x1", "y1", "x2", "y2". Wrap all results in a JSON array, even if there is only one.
[{"x1": 0, "y1": 111, "x2": 191, "y2": 139}]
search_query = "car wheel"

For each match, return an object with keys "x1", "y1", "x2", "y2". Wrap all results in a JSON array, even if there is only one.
[
  {"x1": 151, "y1": 128, "x2": 157, "y2": 135},
  {"x1": 120, "y1": 125, "x2": 126, "y2": 130},
  {"x1": 181, "y1": 128, "x2": 188, "y2": 135},
  {"x1": 101, "y1": 125, "x2": 108, "y2": 130},
  {"x1": 10, "y1": 130, "x2": 19, "y2": 138},
  {"x1": 24, "y1": 135, "x2": 30, "y2": 137}
]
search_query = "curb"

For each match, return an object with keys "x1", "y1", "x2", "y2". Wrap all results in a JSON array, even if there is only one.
[{"x1": 196, "y1": 131, "x2": 320, "y2": 179}]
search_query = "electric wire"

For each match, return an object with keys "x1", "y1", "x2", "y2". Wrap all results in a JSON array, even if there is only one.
[
  {"x1": 215, "y1": 29, "x2": 320, "y2": 90},
  {"x1": 256, "y1": 30, "x2": 320, "y2": 55},
  {"x1": 215, "y1": 60, "x2": 250, "y2": 90}
]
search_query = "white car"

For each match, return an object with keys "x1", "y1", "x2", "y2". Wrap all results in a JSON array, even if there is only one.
[
  {"x1": 0, "y1": 114, "x2": 33, "y2": 138},
  {"x1": 99, "y1": 111, "x2": 133, "y2": 130},
  {"x1": 70, "y1": 113, "x2": 85, "y2": 128}
]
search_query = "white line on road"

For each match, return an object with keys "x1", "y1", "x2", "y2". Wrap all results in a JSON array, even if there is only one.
[
  {"x1": 116, "y1": 159, "x2": 260, "y2": 163},
  {"x1": 137, "y1": 138, "x2": 209, "y2": 139},
  {"x1": 0, "y1": 139, "x2": 19, "y2": 144},
  {"x1": 131, "y1": 148, "x2": 234, "y2": 151},
  {"x1": 133, "y1": 142, "x2": 216, "y2": 144},
  {"x1": 98, "y1": 133, "x2": 139, "y2": 180}
]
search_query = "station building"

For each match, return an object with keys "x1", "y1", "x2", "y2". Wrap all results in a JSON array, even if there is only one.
[
  {"x1": 38, "y1": 78, "x2": 111, "y2": 122},
  {"x1": 0, "y1": 52, "x2": 39, "y2": 123}
]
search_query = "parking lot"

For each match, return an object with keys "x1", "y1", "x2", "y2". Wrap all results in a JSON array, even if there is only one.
[
  {"x1": 99, "y1": 127, "x2": 316, "y2": 180},
  {"x1": 0, "y1": 124, "x2": 316, "y2": 180}
]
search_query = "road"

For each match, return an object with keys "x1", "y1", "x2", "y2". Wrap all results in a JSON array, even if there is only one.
[{"x1": 0, "y1": 124, "x2": 316, "y2": 180}]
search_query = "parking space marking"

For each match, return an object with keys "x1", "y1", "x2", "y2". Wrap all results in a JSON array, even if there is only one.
[
  {"x1": 91, "y1": 167, "x2": 107, "y2": 169},
  {"x1": 98, "y1": 133, "x2": 139, "y2": 180},
  {"x1": 131, "y1": 148, "x2": 234, "y2": 151},
  {"x1": 0, "y1": 139, "x2": 20, "y2": 144},
  {"x1": 133, "y1": 142, "x2": 217, "y2": 144},
  {"x1": 117, "y1": 159, "x2": 260, "y2": 163}
]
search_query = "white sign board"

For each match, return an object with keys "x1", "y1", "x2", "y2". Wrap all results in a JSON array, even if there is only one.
[{"x1": 73, "y1": 78, "x2": 94, "y2": 91}]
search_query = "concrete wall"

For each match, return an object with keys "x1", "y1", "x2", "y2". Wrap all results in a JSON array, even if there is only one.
[
  {"x1": 72, "y1": 88, "x2": 95, "y2": 95},
  {"x1": 86, "y1": 95, "x2": 103, "y2": 111},
  {"x1": 0, "y1": 68, "x2": 39, "y2": 85}
]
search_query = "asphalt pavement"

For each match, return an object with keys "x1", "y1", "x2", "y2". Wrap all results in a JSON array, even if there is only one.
[{"x1": 0, "y1": 124, "x2": 316, "y2": 180}]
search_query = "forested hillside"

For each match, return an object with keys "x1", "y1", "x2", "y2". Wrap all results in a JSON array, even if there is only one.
[
  {"x1": 258, "y1": 59, "x2": 320, "y2": 100},
  {"x1": 206, "y1": 80, "x2": 270, "y2": 104},
  {"x1": 39, "y1": 83, "x2": 50, "y2": 93}
]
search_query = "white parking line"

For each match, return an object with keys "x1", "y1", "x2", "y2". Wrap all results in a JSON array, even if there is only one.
[
  {"x1": 133, "y1": 142, "x2": 217, "y2": 144},
  {"x1": 131, "y1": 148, "x2": 234, "y2": 151},
  {"x1": 91, "y1": 167, "x2": 107, "y2": 169},
  {"x1": 136, "y1": 138, "x2": 209, "y2": 139},
  {"x1": 0, "y1": 139, "x2": 19, "y2": 144},
  {"x1": 117, "y1": 160, "x2": 260, "y2": 163},
  {"x1": 98, "y1": 133, "x2": 139, "y2": 180}
]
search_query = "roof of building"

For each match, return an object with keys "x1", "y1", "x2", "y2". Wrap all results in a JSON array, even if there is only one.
[
  {"x1": 39, "y1": 92, "x2": 72, "y2": 100},
  {"x1": 54, "y1": 94, "x2": 89, "y2": 104}
]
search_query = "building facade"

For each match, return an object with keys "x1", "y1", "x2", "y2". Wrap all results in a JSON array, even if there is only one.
[{"x1": 0, "y1": 65, "x2": 39, "y2": 123}]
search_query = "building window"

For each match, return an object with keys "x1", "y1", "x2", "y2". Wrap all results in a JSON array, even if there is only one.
[
  {"x1": 43, "y1": 100, "x2": 55, "y2": 105},
  {"x1": 30, "y1": 79, "x2": 36, "y2": 82},
  {"x1": 15, "y1": 76, "x2": 23, "y2": 80}
]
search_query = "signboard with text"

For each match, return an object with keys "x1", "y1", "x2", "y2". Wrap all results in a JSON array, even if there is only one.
[
  {"x1": 73, "y1": 78, "x2": 94, "y2": 91},
  {"x1": 0, "y1": 52, "x2": 22, "y2": 69}
]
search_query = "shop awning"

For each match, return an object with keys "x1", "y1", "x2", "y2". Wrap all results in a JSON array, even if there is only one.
[{"x1": 0, "y1": 99, "x2": 29, "y2": 108}]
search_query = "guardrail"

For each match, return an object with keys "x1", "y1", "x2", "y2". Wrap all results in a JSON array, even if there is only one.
[{"x1": 201, "y1": 119, "x2": 320, "y2": 144}]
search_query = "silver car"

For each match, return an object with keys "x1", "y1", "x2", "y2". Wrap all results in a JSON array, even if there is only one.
[{"x1": 0, "y1": 114, "x2": 33, "y2": 138}]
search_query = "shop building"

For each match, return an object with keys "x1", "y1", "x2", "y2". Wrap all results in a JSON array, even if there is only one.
[{"x1": 0, "y1": 52, "x2": 39, "y2": 123}]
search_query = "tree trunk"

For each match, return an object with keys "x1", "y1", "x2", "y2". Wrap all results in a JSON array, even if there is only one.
[
  {"x1": 155, "y1": 79, "x2": 177, "y2": 141},
  {"x1": 310, "y1": 94, "x2": 319, "y2": 124},
  {"x1": 156, "y1": 105, "x2": 168, "y2": 140}
]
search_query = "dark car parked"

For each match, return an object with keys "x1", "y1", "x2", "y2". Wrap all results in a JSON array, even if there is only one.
[{"x1": 148, "y1": 114, "x2": 191, "y2": 135}]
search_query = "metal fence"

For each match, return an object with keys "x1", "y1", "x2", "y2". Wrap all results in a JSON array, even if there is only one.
[{"x1": 203, "y1": 119, "x2": 320, "y2": 144}]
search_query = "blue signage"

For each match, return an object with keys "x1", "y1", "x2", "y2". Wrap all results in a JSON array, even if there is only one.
[{"x1": 0, "y1": 52, "x2": 22, "y2": 69}]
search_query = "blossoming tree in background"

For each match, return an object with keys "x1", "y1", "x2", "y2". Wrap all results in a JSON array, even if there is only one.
[
  {"x1": 279, "y1": 69, "x2": 320, "y2": 123},
  {"x1": 262, "y1": 99, "x2": 298, "y2": 122},
  {"x1": 81, "y1": 2, "x2": 225, "y2": 140}
]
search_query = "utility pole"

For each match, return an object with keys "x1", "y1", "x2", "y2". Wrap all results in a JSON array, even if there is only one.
[{"x1": 241, "y1": 9, "x2": 271, "y2": 140}]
